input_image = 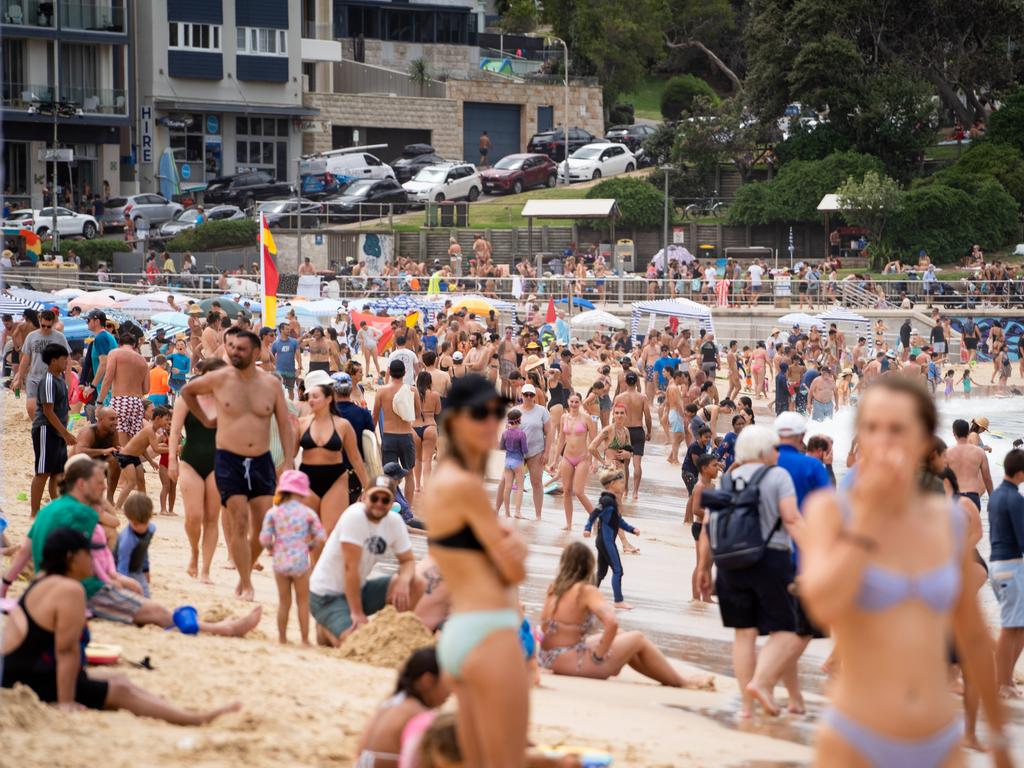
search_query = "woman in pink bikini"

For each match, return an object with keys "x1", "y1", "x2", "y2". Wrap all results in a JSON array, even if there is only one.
[{"x1": 551, "y1": 392, "x2": 596, "y2": 531}]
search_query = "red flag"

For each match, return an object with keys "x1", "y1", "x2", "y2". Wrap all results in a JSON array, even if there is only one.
[{"x1": 545, "y1": 297, "x2": 556, "y2": 324}]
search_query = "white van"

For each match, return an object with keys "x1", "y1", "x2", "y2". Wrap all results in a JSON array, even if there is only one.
[{"x1": 300, "y1": 151, "x2": 396, "y2": 196}]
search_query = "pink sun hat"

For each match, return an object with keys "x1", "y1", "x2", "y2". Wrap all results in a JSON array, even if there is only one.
[{"x1": 277, "y1": 470, "x2": 311, "y2": 497}]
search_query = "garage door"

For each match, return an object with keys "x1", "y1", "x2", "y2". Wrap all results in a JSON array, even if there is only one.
[{"x1": 462, "y1": 102, "x2": 521, "y2": 165}]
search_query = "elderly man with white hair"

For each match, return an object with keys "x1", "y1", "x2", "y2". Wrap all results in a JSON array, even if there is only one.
[{"x1": 697, "y1": 423, "x2": 805, "y2": 718}]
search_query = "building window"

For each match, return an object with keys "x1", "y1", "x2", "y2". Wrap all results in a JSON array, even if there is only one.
[
  {"x1": 169, "y1": 22, "x2": 223, "y2": 52},
  {"x1": 236, "y1": 117, "x2": 289, "y2": 180},
  {"x1": 2, "y1": 141, "x2": 30, "y2": 199},
  {"x1": 237, "y1": 27, "x2": 288, "y2": 56}
]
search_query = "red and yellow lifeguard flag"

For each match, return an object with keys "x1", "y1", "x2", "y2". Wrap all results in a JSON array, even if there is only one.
[
  {"x1": 20, "y1": 229, "x2": 42, "y2": 261},
  {"x1": 259, "y1": 213, "x2": 279, "y2": 328}
]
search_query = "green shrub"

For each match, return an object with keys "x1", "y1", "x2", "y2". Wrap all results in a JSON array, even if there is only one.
[
  {"x1": 726, "y1": 182, "x2": 773, "y2": 225},
  {"x1": 608, "y1": 103, "x2": 635, "y2": 126},
  {"x1": 921, "y1": 142, "x2": 1024, "y2": 209},
  {"x1": 660, "y1": 75, "x2": 717, "y2": 121},
  {"x1": 586, "y1": 177, "x2": 667, "y2": 230},
  {"x1": 774, "y1": 123, "x2": 851, "y2": 164},
  {"x1": 986, "y1": 87, "x2": 1024, "y2": 155},
  {"x1": 164, "y1": 219, "x2": 259, "y2": 253},
  {"x1": 56, "y1": 238, "x2": 131, "y2": 269},
  {"x1": 647, "y1": 167, "x2": 706, "y2": 202}
]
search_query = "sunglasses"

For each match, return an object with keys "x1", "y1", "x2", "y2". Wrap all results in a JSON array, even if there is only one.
[
  {"x1": 469, "y1": 402, "x2": 506, "y2": 421},
  {"x1": 368, "y1": 492, "x2": 393, "y2": 505},
  {"x1": 522, "y1": 392, "x2": 536, "y2": 397},
  {"x1": 40, "y1": 323, "x2": 53, "y2": 329}
]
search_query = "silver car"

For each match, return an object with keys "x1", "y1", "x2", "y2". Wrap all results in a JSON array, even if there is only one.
[
  {"x1": 103, "y1": 193, "x2": 183, "y2": 229},
  {"x1": 158, "y1": 205, "x2": 245, "y2": 237}
]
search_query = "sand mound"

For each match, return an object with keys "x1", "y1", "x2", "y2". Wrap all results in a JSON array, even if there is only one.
[
  {"x1": 0, "y1": 685, "x2": 57, "y2": 729},
  {"x1": 338, "y1": 606, "x2": 434, "y2": 668}
]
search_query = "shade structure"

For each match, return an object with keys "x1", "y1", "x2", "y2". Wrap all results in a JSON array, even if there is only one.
[
  {"x1": 367, "y1": 295, "x2": 443, "y2": 317},
  {"x1": 61, "y1": 317, "x2": 90, "y2": 343},
  {"x1": 70, "y1": 289, "x2": 133, "y2": 310},
  {"x1": 630, "y1": 298, "x2": 714, "y2": 341},
  {"x1": 0, "y1": 293, "x2": 43, "y2": 315},
  {"x1": 778, "y1": 312, "x2": 825, "y2": 330},
  {"x1": 570, "y1": 309, "x2": 625, "y2": 330},
  {"x1": 555, "y1": 297, "x2": 595, "y2": 310},
  {"x1": 450, "y1": 295, "x2": 496, "y2": 315},
  {"x1": 816, "y1": 306, "x2": 873, "y2": 352},
  {"x1": 116, "y1": 295, "x2": 176, "y2": 317},
  {"x1": 199, "y1": 297, "x2": 245, "y2": 318},
  {"x1": 6, "y1": 287, "x2": 67, "y2": 312},
  {"x1": 150, "y1": 311, "x2": 191, "y2": 326},
  {"x1": 146, "y1": 323, "x2": 189, "y2": 341},
  {"x1": 54, "y1": 288, "x2": 86, "y2": 298}
]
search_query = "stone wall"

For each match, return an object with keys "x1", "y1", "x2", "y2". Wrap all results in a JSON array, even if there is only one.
[
  {"x1": 445, "y1": 78, "x2": 605, "y2": 146},
  {"x1": 340, "y1": 39, "x2": 477, "y2": 79},
  {"x1": 301, "y1": 92, "x2": 462, "y2": 158}
]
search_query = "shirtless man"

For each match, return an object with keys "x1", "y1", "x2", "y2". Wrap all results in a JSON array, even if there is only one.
[
  {"x1": 109, "y1": 406, "x2": 170, "y2": 507},
  {"x1": 373, "y1": 359, "x2": 421, "y2": 505},
  {"x1": 807, "y1": 366, "x2": 837, "y2": 421},
  {"x1": 726, "y1": 340, "x2": 741, "y2": 401},
  {"x1": 99, "y1": 332, "x2": 150, "y2": 449},
  {"x1": 422, "y1": 350, "x2": 451, "y2": 400},
  {"x1": 465, "y1": 332, "x2": 488, "y2": 375},
  {"x1": 181, "y1": 330, "x2": 295, "y2": 600},
  {"x1": 613, "y1": 370, "x2": 652, "y2": 500},
  {"x1": 201, "y1": 312, "x2": 224, "y2": 359},
  {"x1": 303, "y1": 327, "x2": 331, "y2": 374},
  {"x1": 851, "y1": 337, "x2": 867, "y2": 375},
  {"x1": 73, "y1": 406, "x2": 119, "y2": 468},
  {"x1": 497, "y1": 327, "x2": 520, "y2": 398},
  {"x1": 675, "y1": 329, "x2": 693, "y2": 362},
  {"x1": 257, "y1": 327, "x2": 276, "y2": 371},
  {"x1": 298, "y1": 257, "x2": 317, "y2": 276},
  {"x1": 947, "y1": 418, "x2": 994, "y2": 511},
  {"x1": 665, "y1": 369, "x2": 687, "y2": 464},
  {"x1": 639, "y1": 330, "x2": 661, "y2": 401}
]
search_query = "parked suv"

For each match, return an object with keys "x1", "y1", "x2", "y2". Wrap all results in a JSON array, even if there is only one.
[
  {"x1": 480, "y1": 153, "x2": 557, "y2": 195},
  {"x1": 11, "y1": 208, "x2": 100, "y2": 239},
  {"x1": 527, "y1": 127, "x2": 598, "y2": 160},
  {"x1": 402, "y1": 162, "x2": 482, "y2": 204},
  {"x1": 104, "y1": 193, "x2": 183, "y2": 229},
  {"x1": 391, "y1": 144, "x2": 444, "y2": 183},
  {"x1": 604, "y1": 124, "x2": 656, "y2": 153},
  {"x1": 204, "y1": 171, "x2": 293, "y2": 208}
]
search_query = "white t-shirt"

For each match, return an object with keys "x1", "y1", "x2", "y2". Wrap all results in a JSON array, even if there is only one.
[
  {"x1": 748, "y1": 263, "x2": 764, "y2": 287},
  {"x1": 703, "y1": 266, "x2": 717, "y2": 287},
  {"x1": 309, "y1": 503, "x2": 412, "y2": 596},
  {"x1": 388, "y1": 347, "x2": 418, "y2": 386}
]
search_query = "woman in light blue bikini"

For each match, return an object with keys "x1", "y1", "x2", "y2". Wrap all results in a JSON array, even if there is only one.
[
  {"x1": 420, "y1": 373, "x2": 529, "y2": 767},
  {"x1": 800, "y1": 376, "x2": 1010, "y2": 767}
]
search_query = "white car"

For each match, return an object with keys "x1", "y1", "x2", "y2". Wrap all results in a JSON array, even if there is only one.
[
  {"x1": 5, "y1": 208, "x2": 100, "y2": 239},
  {"x1": 558, "y1": 142, "x2": 636, "y2": 182},
  {"x1": 402, "y1": 162, "x2": 482, "y2": 204}
]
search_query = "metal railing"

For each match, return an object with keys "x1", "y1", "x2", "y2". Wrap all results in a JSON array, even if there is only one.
[
  {"x1": 59, "y1": 0, "x2": 124, "y2": 32},
  {"x1": 332, "y1": 59, "x2": 446, "y2": 98},
  {"x1": 1, "y1": 0, "x2": 54, "y2": 26},
  {"x1": 1, "y1": 82, "x2": 127, "y2": 114}
]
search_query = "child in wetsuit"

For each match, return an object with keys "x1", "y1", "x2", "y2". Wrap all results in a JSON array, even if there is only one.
[
  {"x1": 584, "y1": 468, "x2": 640, "y2": 609},
  {"x1": 497, "y1": 409, "x2": 529, "y2": 518},
  {"x1": 116, "y1": 492, "x2": 156, "y2": 597},
  {"x1": 684, "y1": 454, "x2": 719, "y2": 602}
]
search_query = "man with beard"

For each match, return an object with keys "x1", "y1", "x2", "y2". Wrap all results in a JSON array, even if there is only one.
[{"x1": 181, "y1": 330, "x2": 294, "y2": 600}]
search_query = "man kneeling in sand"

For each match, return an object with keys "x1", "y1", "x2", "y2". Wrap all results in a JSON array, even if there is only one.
[
  {"x1": 309, "y1": 475, "x2": 425, "y2": 646},
  {"x1": 2, "y1": 456, "x2": 261, "y2": 637}
]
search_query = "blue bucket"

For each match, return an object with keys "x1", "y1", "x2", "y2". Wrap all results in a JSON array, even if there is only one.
[{"x1": 172, "y1": 605, "x2": 200, "y2": 635}]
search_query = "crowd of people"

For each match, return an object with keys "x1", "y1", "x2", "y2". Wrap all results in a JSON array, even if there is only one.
[{"x1": 0, "y1": 284, "x2": 1021, "y2": 767}]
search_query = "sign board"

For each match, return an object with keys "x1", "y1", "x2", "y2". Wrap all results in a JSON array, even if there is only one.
[
  {"x1": 298, "y1": 120, "x2": 324, "y2": 133},
  {"x1": 672, "y1": 226, "x2": 686, "y2": 245},
  {"x1": 38, "y1": 148, "x2": 74, "y2": 162},
  {"x1": 181, "y1": 164, "x2": 191, "y2": 180},
  {"x1": 206, "y1": 115, "x2": 220, "y2": 134},
  {"x1": 296, "y1": 274, "x2": 322, "y2": 300},
  {"x1": 314, "y1": 232, "x2": 323, "y2": 245},
  {"x1": 140, "y1": 105, "x2": 154, "y2": 164}
]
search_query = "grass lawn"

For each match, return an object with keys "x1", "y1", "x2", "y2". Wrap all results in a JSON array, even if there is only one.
[
  {"x1": 619, "y1": 75, "x2": 669, "y2": 121},
  {"x1": 924, "y1": 143, "x2": 965, "y2": 162}
]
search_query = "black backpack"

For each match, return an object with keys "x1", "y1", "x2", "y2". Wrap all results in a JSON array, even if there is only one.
[{"x1": 702, "y1": 465, "x2": 781, "y2": 570}]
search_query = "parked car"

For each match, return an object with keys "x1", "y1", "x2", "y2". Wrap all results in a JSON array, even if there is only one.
[
  {"x1": 158, "y1": 205, "x2": 245, "y2": 237},
  {"x1": 558, "y1": 142, "x2": 636, "y2": 182},
  {"x1": 299, "y1": 151, "x2": 396, "y2": 196},
  {"x1": 323, "y1": 178, "x2": 410, "y2": 223},
  {"x1": 256, "y1": 198, "x2": 323, "y2": 229},
  {"x1": 527, "y1": 127, "x2": 598, "y2": 160},
  {"x1": 103, "y1": 193, "x2": 183, "y2": 229},
  {"x1": 604, "y1": 124, "x2": 656, "y2": 153},
  {"x1": 9, "y1": 208, "x2": 100, "y2": 239},
  {"x1": 402, "y1": 162, "x2": 482, "y2": 204},
  {"x1": 480, "y1": 153, "x2": 557, "y2": 195},
  {"x1": 204, "y1": 171, "x2": 293, "y2": 208},
  {"x1": 391, "y1": 144, "x2": 444, "y2": 183}
]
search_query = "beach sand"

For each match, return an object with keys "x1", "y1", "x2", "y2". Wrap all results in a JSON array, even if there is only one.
[{"x1": 0, "y1": 378, "x2": 806, "y2": 768}]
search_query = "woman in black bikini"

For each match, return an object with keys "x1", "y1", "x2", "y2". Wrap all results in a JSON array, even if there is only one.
[
  {"x1": 297, "y1": 383, "x2": 368, "y2": 534},
  {"x1": 412, "y1": 371, "x2": 441, "y2": 492},
  {"x1": 2, "y1": 527, "x2": 240, "y2": 723},
  {"x1": 168, "y1": 357, "x2": 224, "y2": 582}
]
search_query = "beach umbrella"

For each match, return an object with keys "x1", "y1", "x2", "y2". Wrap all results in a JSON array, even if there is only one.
[
  {"x1": 199, "y1": 297, "x2": 245, "y2": 318},
  {"x1": 146, "y1": 323, "x2": 189, "y2": 341},
  {"x1": 70, "y1": 289, "x2": 133, "y2": 310},
  {"x1": 555, "y1": 297, "x2": 596, "y2": 310},
  {"x1": 151, "y1": 311, "x2": 191, "y2": 326},
  {"x1": 116, "y1": 294, "x2": 174, "y2": 317},
  {"x1": 54, "y1": 288, "x2": 86, "y2": 298},
  {"x1": 777, "y1": 312, "x2": 824, "y2": 330},
  {"x1": 450, "y1": 295, "x2": 496, "y2": 315},
  {"x1": 61, "y1": 317, "x2": 90, "y2": 342},
  {"x1": 225, "y1": 277, "x2": 259, "y2": 295},
  {"x1": 0, "y1": 293, "x2": 42, "y2": 315},
  {"x1": 5, "y1": 287, "x2": 67, "y2": 312},
  {"x1": 570, "y1": 309, "x2": 625, "y2": 330}
]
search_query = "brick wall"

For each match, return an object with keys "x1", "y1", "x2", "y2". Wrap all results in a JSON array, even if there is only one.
[
  {"x1": 445, "y1": 78, "x2": 605, "y2": 149},
  {"x1": 339, "y1": 39, "x2": 476, "y2": 79}
]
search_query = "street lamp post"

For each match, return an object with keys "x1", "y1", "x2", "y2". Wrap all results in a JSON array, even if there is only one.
[
  {"x1": 661, "y1": 165, "x2": 672, "y2": 252},
  {"x1": 546, "y1": 36, "x2": 570, "y2": 185}
]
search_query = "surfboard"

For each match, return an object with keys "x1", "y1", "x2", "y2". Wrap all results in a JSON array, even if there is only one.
[
  {"x1": 536, "y1": 746, "x2": 613, "y2": 766},
  {"x1": 362, "y1": 430, "x2": 383, "y2": 478}
]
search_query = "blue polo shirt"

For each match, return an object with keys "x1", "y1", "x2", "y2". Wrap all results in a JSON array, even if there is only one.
[
  {"x1": 775, "y1": 444, "x2": 831, "y2": 510},
  {"x1": 271, "y1": 338, "x2": 298, "y2": 377},
  {"x1": 989, "y1": 479, "x2": 1024, "y2": 561}
]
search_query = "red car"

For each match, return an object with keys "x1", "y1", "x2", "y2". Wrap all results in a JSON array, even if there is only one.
[{"x1": 480, "y1": 153, "x2": 557, "y2": 195}]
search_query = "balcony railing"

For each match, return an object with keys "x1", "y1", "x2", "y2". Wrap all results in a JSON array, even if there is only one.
[
  {"x1": 59, "y1": 0, "x2": 124, "y2": 32},
  {"x1": 2, "y1": 82, "x2": 127, "y2": 114},
  {"x1": 302, "y1": 20, "x2": 333, "y2": 39},
  {"x1": 1, "y1": 0, "x2": 55, "y2": 27}
]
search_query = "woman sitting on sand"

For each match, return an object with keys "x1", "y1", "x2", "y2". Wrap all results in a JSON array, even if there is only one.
[
  {"x1": 356, "y1": 647, "x2": 450, "y2": 768},
  {"x1": 538, "y1": 542, "x2": 714, "y2": 689},
  {"x1": 2, "y1": 527, "x2": 240, "y2": 724},
  {"x1": 800, "y1": 377, "x2": 1010, "y2": 763}
]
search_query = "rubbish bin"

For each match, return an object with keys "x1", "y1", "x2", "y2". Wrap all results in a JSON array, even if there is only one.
[
  {"x1": 455, "y1": 202, "x2": 470, "y2": 227},
  {"x1": 439, "y1": 201, "x2": 456, "y2": 227},
  {"x1": 614, "y1": 239, "x2": 635, "y2": 272},
  {"x1": 425, "y1": 203, "x2": 440, "y2": 228}
]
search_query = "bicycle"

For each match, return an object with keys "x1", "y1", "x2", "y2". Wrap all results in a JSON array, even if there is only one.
[{"x1": 684, "y1": 192, "x2": 727, "y2": 220}]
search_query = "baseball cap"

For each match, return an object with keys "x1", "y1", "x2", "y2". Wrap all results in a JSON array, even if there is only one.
[
  {"x1": 304, "y1": 370, "x2": 333, "y2": 389},
  {"x1": 85, "y1": 309, "x2": 107, "y2": 323},
  {"x1": 521, "y1": 383, "x2": 537, "y2": 395},
  {"x1": 453, "y1": 351, "x2": 464, "y2": 361},
  {"x1": 382, "y1": 461, "x2": 409, "y2": 480},
  {"x1": 774, "y1": 411, "x2": 808, "y2": 437},
  {"x1": 366, "y1": 475, "x2": 397, "y2": 496},
  {"x1": 331, "y1": 371, "x2": 352, "y2": 387}
]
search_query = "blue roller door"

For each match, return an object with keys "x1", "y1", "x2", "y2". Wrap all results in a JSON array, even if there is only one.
[{"x1": 463, "y1": 102, "x2": 521, "y2": 165}]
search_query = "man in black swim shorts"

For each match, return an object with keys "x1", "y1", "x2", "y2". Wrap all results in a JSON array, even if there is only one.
[{"x1": 613, "y1": 370, "x2": 652, "y2": 501}]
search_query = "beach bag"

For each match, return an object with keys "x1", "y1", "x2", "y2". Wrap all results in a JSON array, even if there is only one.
[
  {"x1": 392, "y1": 384, "x2": 415, "y2": 422},
  {"x1": 702, "y1": 465, "x2": 779, "y2": 570}
]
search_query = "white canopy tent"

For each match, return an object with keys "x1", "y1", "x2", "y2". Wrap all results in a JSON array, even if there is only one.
[
  {"x1": 570, "y1": 309, "x2": 626, "y2": 330},
  {"x1": 630, "y1": 298, "x2": 714, "y2": 342},
  {"x1": 778, "y1": 312, "x2": 825, "y2": 330},
  {"x1": 815, "y1": 306, "x2": 873, "y2": 354}
]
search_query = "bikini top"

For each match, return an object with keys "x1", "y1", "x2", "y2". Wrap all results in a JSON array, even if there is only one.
[
  {"x1": 839, "y1": 495, "x2": 964, "y2": 613},
  {"x1": 300, "y1": 420, "x2": 342, "y2": 452},
  {"x1": 608, "y1": 428, "x2": 629, "y2": 451},
  {"x1": 429, "y1": 525, "x2": 484, "y2": 551},
  {"x1": 566, "y1": 415, "x2": 587, "y2": 434},
  {"x1": 543, "y1": 609, "x2": 600, "y2": 636}
]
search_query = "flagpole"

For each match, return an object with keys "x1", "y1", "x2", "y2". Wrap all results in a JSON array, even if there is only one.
[{"x1": 259, "y1": 212, "x2": 267, "y2": 328}]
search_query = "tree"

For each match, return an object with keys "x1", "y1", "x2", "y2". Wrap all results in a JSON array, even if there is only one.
[
  {"x1": 987, "y1": 87, "x2": 1024, "y2": 155},
  {"x1": 836, "y1": 171, "x2": 905, "y2": 267},
  {"x1": 663, "y1": 0, "x2": 743, "y2": 92},
  {"x1": 672, "y1": 96, "x2": 775, "y2": 183},
  {"x1": 499, "y1": 0, "x2": 538, "y2": 33},
  {"x1": 407, "y1": 58, "x2": 432, "y2": 96},
  {"x1": 921, "y1": 141, "x2": 1024, "y2": 209},
  {"x1": 660, "y1": 75, "x2": 717, "y2": 120},
  {"x1": 586, "y1": 177, "x2": 668, "y2": 230}
]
